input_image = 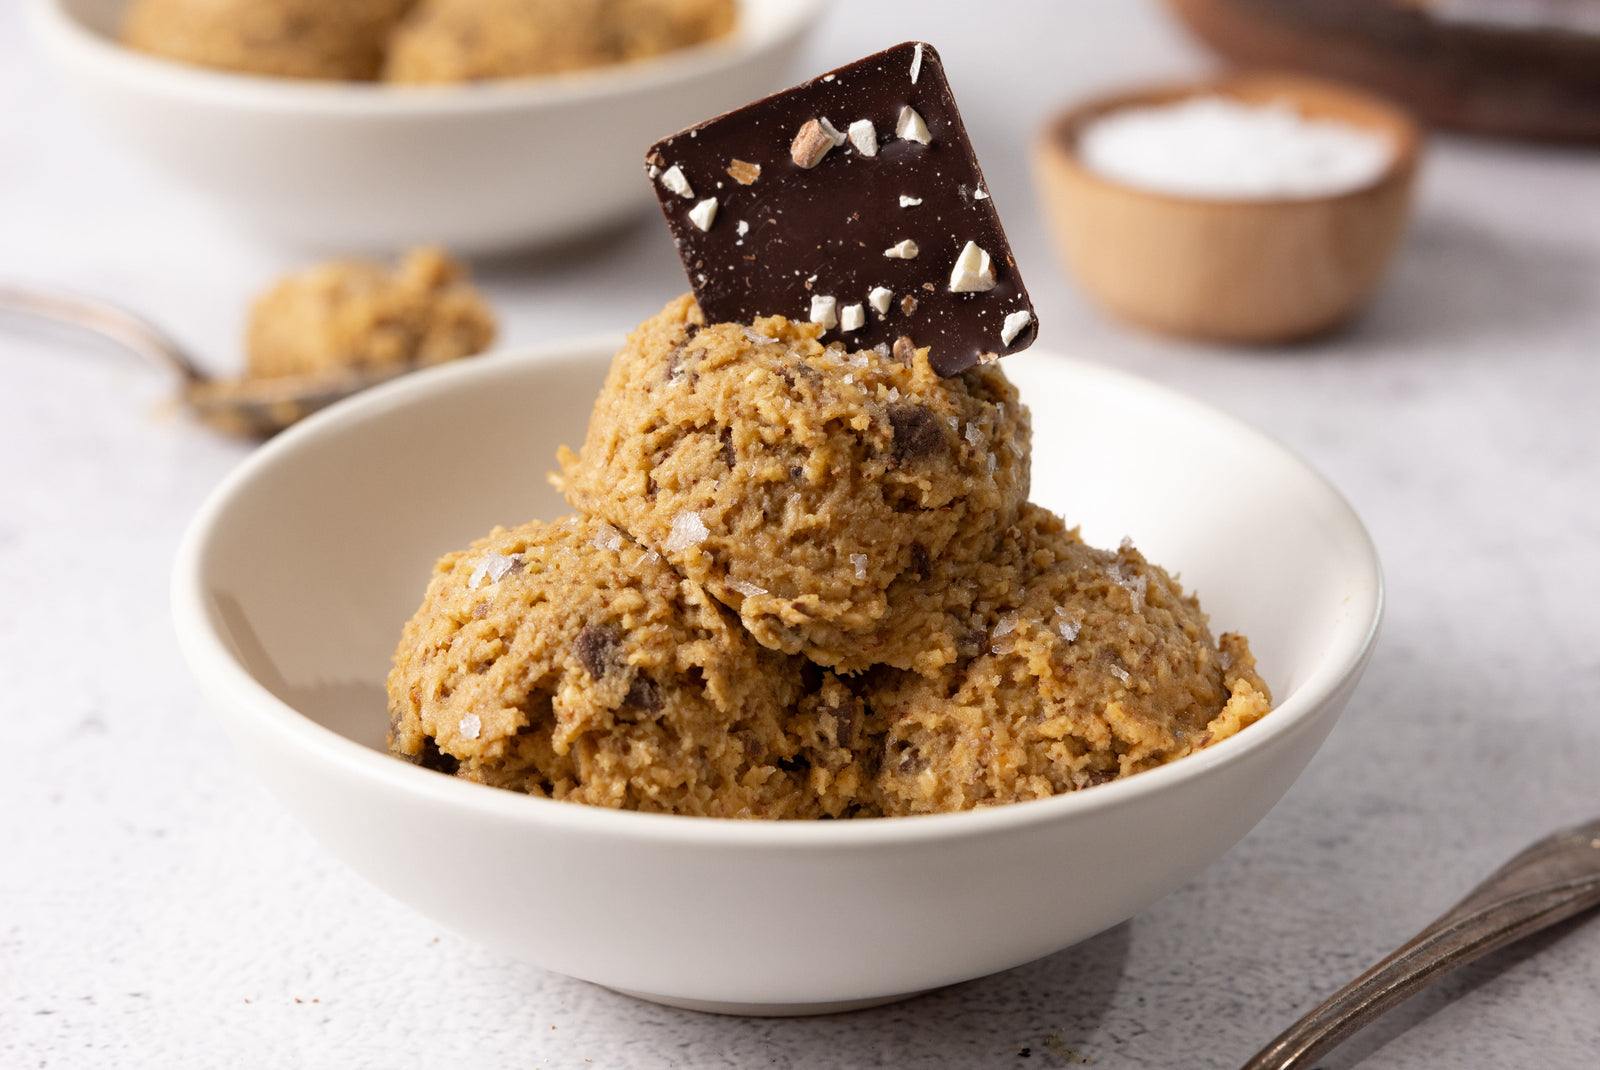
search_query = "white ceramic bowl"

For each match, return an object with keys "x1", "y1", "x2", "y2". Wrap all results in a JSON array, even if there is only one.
[
  {"x1": 171, "y1": 338, "x2": 1382, "y2": 1015},
  {"x1": 29, "y1": 0, "x2": 822, "y2": 253}
]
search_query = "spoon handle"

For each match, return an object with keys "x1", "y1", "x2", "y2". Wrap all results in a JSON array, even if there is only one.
[
  {"x1": 1241, "y1": 818, "x2": 1600, "y2": 1070},
  {"x1": 0, "y1": 282, "x2": 207, "y2": 383}
]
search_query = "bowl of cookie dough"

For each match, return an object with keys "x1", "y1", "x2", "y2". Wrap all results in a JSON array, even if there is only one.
[
  {"x1": 27, "y1": 0, "x2": 824, "y2": 252},
  {"x1": 172, "y1": 334, "x2": 1382, "y2": 1014}
]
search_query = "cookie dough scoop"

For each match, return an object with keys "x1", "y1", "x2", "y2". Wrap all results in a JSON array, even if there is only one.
[{"x1": 555, "y1": 295, "x2": 1030, "y2": 676}]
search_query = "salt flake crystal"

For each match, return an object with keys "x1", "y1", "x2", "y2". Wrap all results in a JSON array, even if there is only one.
[
  {"x1": 1055, "y1": 607, "x2": 1082, "y2": 642},
  {"x1": 849, "y1": 553, "x2": 868, "y2": 581},
  {"x1": 974, "y1": 187, "x2": 989, "y2": 200},
  {"x1": 949, "y1": 241, "x2": 997, "y2": 293},
  {"x1": 468, "y1": 552, "x2": 519, "y2": 590},
  {"x1": 642, "y1": 549, "x2": 661, "y2": 566},
  {"x1": 688, "y1": 197, "x2": 718, "y2": 231},
  {"x1": 664, "y1": 510, "x2": 710, "y2": 552},
  {"x1": 1108, "y1": 563, "x2": 1148, "y2": 612},
  {"x1": 992, "y1": 611, "x2": 1021, "y2": 638},
  {"x1": 887, "y1": 386, "x2": 900, "y2": 402},
  {"x1": 964, "y1": 421, "x2": 985, "y2": 447},
  {"x1": 728, "y1": 579, "x2": 767, "y2": 598},
  {"x1": 1001, "y1": 309, "x2": 1033, "y2": 345},
  {"x1": 660, "y1": 165, "x2": 693, "y2": 199},
  {"x1": 896, "y1": 106, "x2": 931, "y2": 145},
  {"x1": 459, "y1": 714, "x2": 481, "y2": 740},
  {"x1": 592, "y1": 522, "x2": 623, "y2": 553},
  {"x1": 1109, "y1": 665, "x2": 1131, "y2": 684},
  {"x1": 847, "y1": 119, "x2": 878, "y2": 157}
]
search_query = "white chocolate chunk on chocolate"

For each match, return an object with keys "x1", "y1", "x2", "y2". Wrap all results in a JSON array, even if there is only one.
[
  {"x1": 910, "y1": 43, "x2": 924, "y2": 84},
  {"x1": 688, "y1": 197, "x2": 718, "y2": 231},
  {"x1": 818, "y1": 117, "x2": 848, "y2": 147},
  {"x1": 1001, "y1": 309, "x2": 1032, "y2": 345},
  {"x1": 660, "y1": 165, "x2": 693, "y2": 198},
  {"x1": 736, "y1": 219, "x2": 749, "y2": 237},
  {"x1": 847, "y1": 120, "x2": 878, "y2": 157},
  {"x1": 949, "y1": 241, "x2": 997, "y2": 292},
  {"x1": 810, "y1": 294, "x2": 839, "y2": 329},
  {"x1": 974, "y1": 187, "x2": 990, "y2": 200},
  {"x1": 899, "y1": 195, "x2": 922, "y2": 207},
  {"x1": 896, "y1": 106, "x2": 931, "y2": 145},
  {"x1": 868, "y1": 286, "x2": 893, "y2": 315},
  {"x1": 840, "y1": 303, "x2": 865, "y2": 331},
  {"x1": 883, "y1": 239, "x2": 919, "y2": 259}
]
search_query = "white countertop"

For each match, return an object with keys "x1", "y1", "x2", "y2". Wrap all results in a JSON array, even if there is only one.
[{"x1": 4, "y1": 2, "x2": 1598, "y2": 1067}]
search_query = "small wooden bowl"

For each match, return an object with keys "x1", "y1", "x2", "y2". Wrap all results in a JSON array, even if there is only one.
[{"x1": 1034, "y1": 71, "x2": 1421, "y2": 344}]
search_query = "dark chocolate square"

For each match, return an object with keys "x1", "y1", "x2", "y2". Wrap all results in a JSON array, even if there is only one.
[{"x1": 645, "y1": 41, "x2": 1037, "y2": 377}]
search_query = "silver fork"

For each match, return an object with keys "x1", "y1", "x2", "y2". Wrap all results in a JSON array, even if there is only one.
[{"x1": 1243, "y1": 816, "x2": 1600, "y2": 1069}]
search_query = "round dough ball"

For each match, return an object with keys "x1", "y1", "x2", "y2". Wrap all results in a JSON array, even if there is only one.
[
  {"x1": 246, "y1": 247, "x2": 496, "y2": 380},
  {"x1": 122, "y1": 0, "x2": 413, "y2": 80},
  {"x1": 556, "y1": 294, "x2": 1031, "y2": 676},
  {"x1": 387, "y1": 515, "x2": 874, "y2": 818},
  {"x1": 864, "y1": 505, "x2": 1273, "y2": 815}
]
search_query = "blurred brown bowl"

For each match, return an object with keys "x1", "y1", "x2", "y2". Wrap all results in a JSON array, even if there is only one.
[{"x1": 1034, "y1": 71, "x2": 1421, "y2": 345}]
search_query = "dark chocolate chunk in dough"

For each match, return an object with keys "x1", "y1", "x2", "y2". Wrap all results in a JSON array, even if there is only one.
[
  {"x1": 574, "y1": 625, "x2": 620, "y2": 679},
  {"x1": 645, "y1": 41, "x2": 1036, "y2": 377},
  {"x1": 888, "y1": 402, "x2": 944, "y2": 463}
]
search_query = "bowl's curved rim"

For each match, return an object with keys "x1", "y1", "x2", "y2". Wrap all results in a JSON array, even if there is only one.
[
  {"x1": 171, "y1": 334, "x2": 1383, "y2": 850},
  {"x1": 28, "y1": 0, "x2": 826, "y2": 115}
]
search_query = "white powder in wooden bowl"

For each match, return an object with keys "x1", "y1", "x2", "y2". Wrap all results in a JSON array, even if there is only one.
[{"x1": 1079, "y1": 95, "x2": 1395, "y2": 200}]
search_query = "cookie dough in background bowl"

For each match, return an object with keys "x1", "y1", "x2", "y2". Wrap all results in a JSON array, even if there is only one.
[
  {"x1": 26, "y1": 0, "x2": 824, "y2": 253},
  {"x1": 172, "y1": 337, "x2": 1382, "y2": 1014}
]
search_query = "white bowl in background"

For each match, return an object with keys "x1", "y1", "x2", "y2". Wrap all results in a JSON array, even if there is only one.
[
  {"x1": 171, "y1": 338, "x2": 1382, "y2": 1015},
  {"x1": 28, "y1": 0, "x2": 823, "y2": 253}
]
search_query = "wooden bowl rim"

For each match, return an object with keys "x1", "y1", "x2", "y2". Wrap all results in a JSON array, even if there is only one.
[{"x1": 1038, "y1": 69, "x2": 1423, "y2": 208}]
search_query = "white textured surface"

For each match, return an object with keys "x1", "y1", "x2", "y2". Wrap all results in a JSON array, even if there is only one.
[{"x1": 3, "y1": 2, "x2": 1599, "y2": 1068}]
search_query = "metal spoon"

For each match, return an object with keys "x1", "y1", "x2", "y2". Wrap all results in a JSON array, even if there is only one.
[
  {"x1": 0, "y1": 283, "x2": 409, "y2": 437},
  {"x1": 1242, "y1": 816, "x2": 1600, "y2": 1069}
]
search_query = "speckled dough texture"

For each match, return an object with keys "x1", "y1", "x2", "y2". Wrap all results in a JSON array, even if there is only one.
[
  {"x1": 382, "y1": 0, "x2": 736, "y2": 83},
  {"x1": 387, "y1": 508, "x2": 1268, "y2": 816},
  {"x1": 122, "y1": 0, "x2": 415, "y2": 80},
  {"x1": 865, "y1": 504, "x2": 1272, "y2": 814},
  {"x1": 386, "y1": 515, "x2": 878, "y2": 818},
  {"x1": 245, "y1": 247, "x2": 496, "y2": 380},
  {"x1": 555, "y1": 294, "x2": 1031, "y2": 675}
]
